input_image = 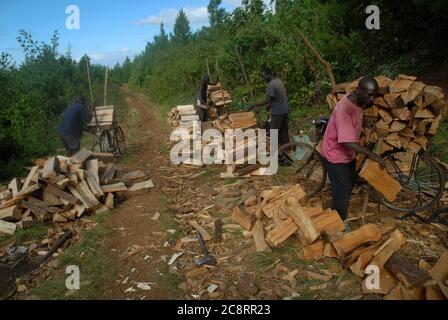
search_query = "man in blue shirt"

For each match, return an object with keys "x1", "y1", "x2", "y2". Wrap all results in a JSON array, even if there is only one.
[{"x1": 58, "y1": 96, "x2": 92, "y2": 156}]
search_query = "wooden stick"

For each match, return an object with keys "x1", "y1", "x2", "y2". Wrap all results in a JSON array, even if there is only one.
[
  {"x1": 85, "y1": 57, "x2": 99, "y2": 132},
  {"x1": 104, "y1": 67, "x2": 109, "y2": 106},
  {"x1": 362, "y1": 187, "x2": 370, "y2": 225},
  {"x1": 235, "y1": 46, "x2": 253, "y2": 97},
  {"x1": 298, "y1": 30, "x2": 337, "y2": 90}
]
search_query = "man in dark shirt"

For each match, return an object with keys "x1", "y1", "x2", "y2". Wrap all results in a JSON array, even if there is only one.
[
  {"x1": 197, "y1": 74, "x2": 211, "y2": 122},
  {"x1": 58, "y1": 96, "x2": 92, "y2": 156},
  {"x1": 247, "y1": 68, "x2": 290, "y2": 163}
]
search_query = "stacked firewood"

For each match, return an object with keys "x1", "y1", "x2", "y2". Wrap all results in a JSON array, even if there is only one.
[
  {"x1": 168, "y1": 105, "x2": 199, "y2": 128},
  {"x1": 215, "y1": 112, "x2": 269, "y2": 178},
  {"x1": 208, "y1": 83, "x2": 232, "y2": 107},
  {"x1": 231, "y1": 183, "x2": 448, "y2": 300},
  {"x1": 0, "y1": 149, "x2": 154, "y2": 236},
  {"x1": 326, "y1": 75, "x2": 447, "y2": 156}
]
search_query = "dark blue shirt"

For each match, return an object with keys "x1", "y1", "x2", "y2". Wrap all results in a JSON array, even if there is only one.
[{"x1": 58, "y1": 102, "x2": 91, "y2": 138}]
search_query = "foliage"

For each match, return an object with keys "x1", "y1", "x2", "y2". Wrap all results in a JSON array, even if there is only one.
[
  {"x1": 173, "y1": 9, "x2": 191, "y2": 42},
  {"x1": 0, "y1": 30, "x2": 127, "y2": 180}
]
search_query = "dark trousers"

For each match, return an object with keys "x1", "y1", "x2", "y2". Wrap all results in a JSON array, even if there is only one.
[
  {"x1": 270, "y1": 114, "x2": 290, "y2": 147},
  {"x1": 59, "y1": 133, "x2": 80, "y2": 157},
  {"x1": 323, "y1": 158, "x2": 357, "y2": 220},
  {"x1": 197, "y1": 107, "x2": 208, "y2": 122}
]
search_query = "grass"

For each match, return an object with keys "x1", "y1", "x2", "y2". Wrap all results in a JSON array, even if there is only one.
[
  {"x1": 14, "y1": 225, "x2": 49, "y2": 245},
  {"x1": 159, "y1": 265, "x2": 182, "y2": 297},
  {"x1": 226, "y1": 228, "x2": 244, "y2": 239},
  {"x1": 223, "y1": 178, "x2": 237, "y2": 185},
  {"x1": 159, "y1": 210, "x2": 182, "y2": 242},
  {"x1": 31, "y1": 212, "x2": 116, "y2": 300},
  {"x1": 249, "y1": 252, "x2": 278, "y2": 271},
  {"x1": 120, "y1": 108, "x2": 141, "y2": 165},
  {"x1": 0, "y1": 224, "x2": 49, "y2": 246}
]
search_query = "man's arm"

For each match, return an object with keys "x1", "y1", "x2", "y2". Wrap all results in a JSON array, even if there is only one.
[
  {"x1": 342, "y1": 142, "x2": 386, "y2": 169},
  {"x1": 247, "y1": 96, "x2": 272, "y2": 112}
]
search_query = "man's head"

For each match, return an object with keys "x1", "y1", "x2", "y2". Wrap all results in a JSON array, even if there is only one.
[
  {"x1": 261, "y1": 67, "x2": 275, "y2": 83},
  {"x1": 356, "y1": 76, "x2": 379, "y2": 107},
  {"x1": 75, "y1": 95, "x2": 86, "y2": 105}
]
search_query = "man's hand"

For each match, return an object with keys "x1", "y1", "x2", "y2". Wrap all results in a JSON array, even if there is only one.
[
  {"x1": 342, "y1": 142, "x2": 386, "y2": 169},
  {"x1": 370, "y1": 154, "x2": 386, "y2": 170}
]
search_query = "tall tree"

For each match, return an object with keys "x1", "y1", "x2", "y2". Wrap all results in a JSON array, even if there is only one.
[
  {"x1": 208, "y1": 0, "x2": 226, "y2": 26},
  {"x1": 154, "y1": 22, "x2": 169, "y2": 48},
  {"x1": 242, "y1": 0, "x2": 265, "y2": 16},
  {"x1": 173, "y1": 9, "x2": 191, "y2": 41}
]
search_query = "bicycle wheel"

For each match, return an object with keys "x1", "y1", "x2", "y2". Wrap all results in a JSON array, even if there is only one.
[
  {"x1": 114, "y1": 126, "x2": 127, "y2": 155},
  {"x1": 377, "y1": 151, "x2": 445, "y2": 212},
  {"x1": 277, "y1": 142, "x2": 327, "y2": 198},
  {"x1": 99, "y1": 130, "x2": 113, "y2": 153}
]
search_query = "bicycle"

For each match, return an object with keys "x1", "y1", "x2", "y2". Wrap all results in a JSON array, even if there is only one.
[
  {"x1": 277, "y1": 116, "x2": 446, "y2": 214},
  {"x1": 87, "y1": 105, "x2": 127, "y2": 156}
]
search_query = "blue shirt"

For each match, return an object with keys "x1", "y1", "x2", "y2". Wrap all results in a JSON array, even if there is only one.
[{"x1": 58, "y1": 102, "x2": 91, "y2": 138}]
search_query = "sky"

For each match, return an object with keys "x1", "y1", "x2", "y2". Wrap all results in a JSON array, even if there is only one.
[{"x1": 0, "y1": 0, "x2": 273, "y2": 66}]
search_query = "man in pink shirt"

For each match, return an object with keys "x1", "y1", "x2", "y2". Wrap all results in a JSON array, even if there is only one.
[{"x1": 321, "y1": 76, "x2": 385, "y2": 223}]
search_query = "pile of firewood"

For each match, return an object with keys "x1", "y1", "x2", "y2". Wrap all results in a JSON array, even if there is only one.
[
  {"x1": 0, "y1": 149, "x2": 154, "y2": 236},
  {"x1": 215, "y1": 111, "x2": 258, "y2": 132},
  {"x1": 208, "y1": 83, "x2": 232, "y2": 108},
  {"x1": 168, "y1": 105, "x2": 200, "y2": 128},
  {"x1": 231, "y1": 183, "x2": 448, "y2": 300},
  {"x1": 216, "y1": 112, "x2": 270, "y2": 178},
  {"x1": 326, "y1": 75, "x2": 447, "y2": 156}
]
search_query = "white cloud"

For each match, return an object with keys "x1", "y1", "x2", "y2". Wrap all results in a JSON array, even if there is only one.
[
  {"x1": 138, "y1": 6, "x2": 209, "y2": 27},
  {"x1": 84, "y1": 48, "x2": 133, "y2": 67},
  {"x1": 223, "y1": 0, "x2": 273, "y2": 9}
]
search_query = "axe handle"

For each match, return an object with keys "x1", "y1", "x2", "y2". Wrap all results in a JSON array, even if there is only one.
[{"x1": 197, "y1": 232, "x2": 209, "y2": 256}]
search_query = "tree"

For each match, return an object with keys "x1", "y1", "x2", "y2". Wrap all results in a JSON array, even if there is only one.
[
  {"x1": 173, "y1": 9, "x2": 191, "y2": 41},
  {"x1": 242, "y1": 0, "x2": 265, "y2": 16},
  {"x1": 154, "y1": 23, "x2": 169, "y2": 48},
  {"x1": 208, "y1": 0, "x2": 226, "y2": 26}
]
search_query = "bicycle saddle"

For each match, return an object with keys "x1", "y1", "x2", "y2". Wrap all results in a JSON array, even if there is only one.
[{"x1": 313, "y1": 116, "x2": 329, "y2": 126}]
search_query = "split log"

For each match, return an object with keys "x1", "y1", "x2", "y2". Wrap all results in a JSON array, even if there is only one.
[
  {"x1": 188, "y1": 220, "x2": 212, "y2": 241},
  {"x1": 0, "y1": 205, "x2": 22, "y2": 222},
  {"x1": 266, "y1": 217, "x2": 297, "y2": 247},
  {"x1": 69, "y1": 148, "x2": 93, "y2": 165},
  {"x1": 284, "y1": 196, "x2": 319, "y2": 244},
  {"x1": 42, "y1": 157, "x2": 59, "y2": 179},
  {"x1": 385, "y1": 252, "x2": 432, "y2": 288},
  {"x1": 359, "y1": 159, "x2": 401, "y2": 202},
  {"x1": 0, "y1": 220, "x2": 16, "y2": 236},
  {"x1": 21, "y1": 166, "x2": 39, "y2": 191},
  {"x1": 332, "y1": 224, "x2": 381, "y2": 256},
  {"x1": 128, "y1": 180, "x2": 154, "y2": 192},
  {"x1": 370, "y1": 229, "x2": 406, "y2": 269},
  {"x1": 252, "y1": 220, "x2": 270, "y2": 252},
  {"x1": 46, "y1": 184, "x2": 79, "y2": 205},
  {"x1": 303, "y1": 240, "x2": 325, "y2": 260},
  {"x1": 429, "y1": 251, "x2": 448, "y2": 283},
  {"x1": 232, "y1": 205, "x2": 255, "y2": 231},
  {"x1": 101, "y1": 182, "x2": 128, "y2": 193}
]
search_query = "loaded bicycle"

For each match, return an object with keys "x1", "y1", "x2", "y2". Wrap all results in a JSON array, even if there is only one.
[
  {"x1": 277, "y1": 116, "x2": 446, "y2": 215},
  {"x1": 84, "y1": 59, "x2": 127, "y2": 155}
]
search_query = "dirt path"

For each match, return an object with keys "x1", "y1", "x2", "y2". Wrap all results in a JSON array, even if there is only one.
[
  {"x1": 101, "y1": 89, "x2": 178, "y2": 299},
  {"x1": 98, "y1": 88, "x2": 361, "y2": 300}
]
